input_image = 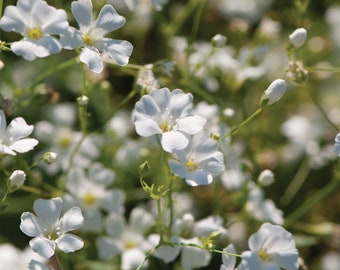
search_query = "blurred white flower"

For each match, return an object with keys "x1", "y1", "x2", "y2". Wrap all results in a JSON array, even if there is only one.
[
  {"x1": 124, "y1": 0, "x2": 168, "y2": 11},
  {"x1": 20, "y1": 197, "x2": 84, "y2": 259},
  {"x1": 0, "y1": 110, "x2": 38, "y2": 155},
  {"x1": 333, "y1": 132, "x2": 340, "y2": 156},
  {"x1": 9, "y1": 170, "x2": 26, "y2": 189},
  {"x1": 238, "y1": 223, "x2": 299, "y2": 270},
  {"x1": 60, "y1": 0, "x2": 133, "y2": 73},
  {"x1": 289, "y1": 28, "x2": 307, "y2": 48},
  {"x1": 64, "y1": 163, "x2": 125, "y2": 232},
  {"x1": 96, "y1": 208, "x2": 154, "y2": 269},
  {"x1": 220, "y1": 244, "x2": 237, "y2": 270},
  {"x1": 168, "y1": 131, "x2": 225, "y2": 186},
  {"x1": 0, "y1": 0, "x2": 68, "y2": 60},
  {"x1": 133, "y1": 88, "x2": 206, "y2": 153},
  {"x1": 211, "y1": 33, "x2": 227, "y2": 47},
  {"x1": 43, "y1": 152, "x2": 58, "y2": 165},
  {"x1": 258, "y1": 169, "x2": 275, "y2": 186}
]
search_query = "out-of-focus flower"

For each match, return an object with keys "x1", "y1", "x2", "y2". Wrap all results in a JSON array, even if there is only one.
[
  {"x1": 168, "y1": 131, "x2": 225, "y2": 186},
  {"x1": 220, "y1": 244, "x2": 237, "y2": 270},
  {"x1": 261, "y1": 79, "x2": 286, "y2": 106},
  {"x1": 211, "y1": 33, "x2": 227, "y2": 47},
  {"x1": 132, "y1": 88, "x2": 206, "y2": 153},
  {"x1": 0, "y1": 110, "x2": 39, "y2": 155},
  {"x1": 136, "y1": 64, "x2": 160, "y2": 93},
  {"x1": 333, "y1": 132, "x2": 340, "y2": 156},
  {"x1": 20, "y1": 197, "x2": 84, "y2": 259},
  {"x1": 96, "y1": 207, "x2": 154, "y2": 269},
  {"x1": 0, "y1": 0, "x2": 68, "y2": 60},
  {"x1": 124, "y1": 0, "x2": 168, "y2": 11},
  {"x1": 238, "y1": 223, "x2": 299, "y2": 270},
  {"x1": 64, "y1": 163, "x2": 125, "y2": 232},
  {"x1": 60, "y1": 0, "x2": 133, "y2": 73},
  {"x1": 0, "y1": 244, "x2": 47, "y2": 270},
  {"x1": 9, "y1": 170, "x2": 26, "y2": 189},
  {"x1": 43, "y1": 152, "x2": 58, "y2": 165},
  {"x1": 258, "y1": 169, "x2": 275, "y2": 186},
  {"x1": 289, "y1": 28, "x2": 307, "y2": 48},
  {"x1": 0, "y1": 59, "x2": 4, "y2": 70}
]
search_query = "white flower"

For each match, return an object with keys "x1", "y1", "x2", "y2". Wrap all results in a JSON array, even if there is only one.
[
  {"x1": 334, "y1": 132, "x2": 340, "y2": 156},
  {"x1": 168, "y1": 132, "x2": 225, "y2": 186},
  {"x1": 289, "y1": 28, "x2": 307, "y2": 48},
  {"x1": 64, "y1": 163, "x2": 125, "y2": 232},
  {"x1": 261, "y1": 79, "x2": 286, "y2": 106},
  {"x1": 238, "y1": 223, "x2": 299, "y2": 270},
  {"x1": 0, "y1": 0, "x2": 68, "y2": 60},
  {"x1": 20, "y1": 197, "x2": 84, "y2": 259},
  {"x1": 133, "y1": 88, "x2": 207, "y2": 153},
  {"x1": 0, "y1": 110, "x2": 39, "y2": 155},
  {"x1": 60, "y1": 0, "x2": 133, "y2": 73},
  {"x1": 9, "y1": 170, "x2": 26, "y2": 189},
  {"x1": 96, "y1": 208, "x2": 154, "y2": 269},
  {"x1": 258, "y1": 169, "x2": 275, "y2": 186},
  {"x1": 124, "y1": 0, "x2": 168, "y2": 11},
  {"x1": 220, "y1": 244, "x2": 236, "y2": 270}
]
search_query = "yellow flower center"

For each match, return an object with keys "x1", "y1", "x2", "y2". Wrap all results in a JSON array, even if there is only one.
[
  {"x1": 186, "y1": 159, "x2": 198, "y2": 171},
  {"x1": 27, "y1": 27, "x2": 43, "y2": 40},
  {"x1": 83, "y1": 33, "x2": 94, "y2": 46},
  {"x1": 82, "y1": 192, "x2": 97, "y2": 206},
  {"x1": 258, "y1": 249, "x2": 271, "y2": 261},
  {"x1": 57, "y1": 133, "x2": 72, "y2": 148},
  {"x1": 125, "y1": 240, "x2": 137, "y2": 249}
]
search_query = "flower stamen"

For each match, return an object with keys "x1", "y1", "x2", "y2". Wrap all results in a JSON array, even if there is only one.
[{"x1": 26, "y1": 27, "x2": 43, "y2": 40}]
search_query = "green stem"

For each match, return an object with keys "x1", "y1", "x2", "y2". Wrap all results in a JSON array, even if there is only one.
[
  {"x1": 280, "y1": 157, "x2": 311, "y2": 206},
  {"x1": 191, "y1": 0, "x2": 206, "y2": 41},
  {"x1": 20, "y1": 185, "x2": 44, "y2": 196},
  {"x1": 157, "y1": 198, "x2": 165, "y2": 243},
  {"x1": 26, "y1": 57, "x2": 78, "y2": 90},
  {"x1": 305, "y1": 66, "x2": 340, "y2": 73},
  {"x1": 284, "y1": 176, "x2": 340, "y2": 227},
  {"x1": 219, "y1": 108, "x2": 263, "y2": 141},
  {"x1": 54, "y1": 252, "x2": 66, "y2": 270}
]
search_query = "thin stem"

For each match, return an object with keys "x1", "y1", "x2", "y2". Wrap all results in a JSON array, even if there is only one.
[
  {"x1": 219, "y1": 108, "x2": 263, "y2": 141},
  {"x1": 306, "y1": 66, "x2": 340, "y2": 73},
  {"x1": 280, "y1": 157, "x2": 311, "y2": 206},
  {"x1": 26, "y1": 57, "x2": 78, "y2": 90},
  {"x1": 191, "y1": 0, "x2": 206, "y2": 41},
  {"x1": 157, "y1": 198, "x2": 165, "y2": 243},
  {"x1": 54, "y1": 252, "x2": 66, "y2": 270},
  {"x1": 0, "y1": 0, "x2": 3, "y2": 21},
  {"x1": 284, "y1": 176, "x2": 340, "y2": 227}
]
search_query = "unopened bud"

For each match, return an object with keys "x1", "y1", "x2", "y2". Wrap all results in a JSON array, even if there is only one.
[
  {"x1": 211, "y1": 34, "x2": 227, "y2": 47},
  {"x1": 43, "y1": 152, "x2": 58, "y2": 165},
  {"x1": 77, "y1": 95, "x2": 89, "y2": 106},
  {"x1": 289, "y1": 28, "x2": 307, "y2": 48},
  {"x1": 258, "y1": 169, "x2": 275, "y2": 186},
  {"x1": 10, "y1": 170, "x2": 26, "y2": 189},
  {"x1": 261, "y1": 79, "x2": 286, "y2": 106}
]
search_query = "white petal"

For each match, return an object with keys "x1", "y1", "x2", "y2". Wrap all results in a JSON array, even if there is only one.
[
  {"x1": 71, "y1": 0, "x2": 93, "y2": 31},
  {"x1": 238, "y1": 251, "x2": 264, "y2": 270},
  {"x1": 0, "y1": 144, "x2": 16, "y2": 155},
  {"x1": 56, "y1": 234, "x2": 84, "y2": 253},
  {"x1": 11, "y1": 40, "x2": 37, "y2": 60},
  {"x1": 105, "y1": 213, "x2": 125, "y2": 238},
  {"x1": 59, "y1": 27, "x2": 83, "y2": 49},
  {"x1": 101, "y1": 190, "x2": 125, "y2": 213},
  {"x1": 6, "y1": 117, "x2": 33, "y2": 143},
  {"x1": 168, "y1": 159, "x2": 187, "y2": 178},
  {"x1": 122, "y1": 248, "x2": 146, "y2": 270},
  {"x1": 161, "y1": 131, "x2": 189, "y2": 153},
  {"x1": 169, "y1": 89, "x2": 193, "y2": 118},
  {"x1": 135, "y1": 94, "x2": 162, "y2": 116},
  {"x1": 177, "y1": 115, "x2": 206, "y2": 135},
  {"x1": 29, "y1": 237, "x2": 55, "y2": 259},
  {"x1": 221, "y1": 244, "x2": 236, "y2": 270},
  {"x1": 10, "y1": 138, "x2": 38, "y2": 153},
  {"x1": 185, "y1": 171, "x2": 213, "y2": 186},
  {"x1": 150, "y1": 234, "x2": 181, "y2": 263},
  {"x1": 89, "y1": 163, "x2": 115, "y2": 185},
  {"x1": 96, "y1": 237, "x2": 123, "y2": 259},
  {"x1": 0, "y1": 5, "x2": 26, "y2": 34},
  {"x1": 60, "y1": 207, "x2": 84, "y2": 233},
  {"x1": 29, "y1": 259, "x2": 50, "y2": 270},
  {"x1": 99, "y1": 39, "x2": 133, "y2": 66},
  {"x1": 94, "y1": 5, "x2": 126, "y2": 36},
  {"x1": 0, "y1": 110, "x2": 6, "y2": 139},
  {"x1": 79, "y1": 47, "x2": 103, "y2": 73},
  {"x1": 149, "y1": 88, "x2": 170, "y2": 111},
  {"x1": 181, "y1": 243, "x2": 212, "y2": 270},
  {"x1": 129, "y1": 207, "x2": 154, "y2": 234},
  {"x1": 20, "y1": 212, "x2": 43, "y2": 237},
  {"x1": 133, "y1": 113, "x2": 162, "y2": 137},
  {"x1": 33, "y1": 197, "x2": 62, "y2": 226},
  {"x1": 34, "y1": 36, "x2": 62, "y2": 56}
]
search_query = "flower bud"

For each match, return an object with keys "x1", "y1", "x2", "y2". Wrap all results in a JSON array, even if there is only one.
[
  {"x1": 289, "y1": 28, "x2": 307, "y2": 48},
  {"x1": 77, "y1": 95, "x2": 89, "y2": 106},
  {"x1": 43, "y1": 152, "x2": 58, "y2": 165},
  {"x1": 211, "y1": 34, "x2": 227, "y2": 47},
  {"x1": 258, "y1": 169, "x2": 275, "y2": 186},
  {"x1": 10, "y1": 170, "x2": 26, "y2": 189},
  {"x1": 261, "y1": 79, "x2": 286, "y2": 106}
]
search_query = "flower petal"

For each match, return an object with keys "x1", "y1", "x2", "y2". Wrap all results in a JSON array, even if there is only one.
[
  {"x1": 161, "y1": 131, "x2": 189, "y2": 153},
  {"x1": 55, "y1": 234, "x2": 84, "y2": 253},
  {"x1": 29, "y1": 237, "x2": 55, "y2": 259},
  {"x1": 0, "y1": 5, "x2": 26, "y2": 34},
  {"x1": 185, "y1": 171, "x2": 213, "y2": 186},
  {"x1": 60, "y1": 206, "x2": 84, "y2": 233},
  {"x1": 79, "y1": 47, "x2": 103, "y2": 73},
  {"x1": 71, "y1": 0, "x2": 93, "y2": 31},
  {"x1": 177, "y1": 115, "x2": 206, "y2": 135},
  {"x1": 59, "y1": 27, "x2": 83, "y2": 49},
  {"x1": 169, "y1": 89, "x2": 193, "y2": 118},
  {"x1": 0, "y1": 110, "x2": 6, "y2": 139},
  {"x1": 96, "y1": 236, "x2": 123, "y2": 259},
  {"x1": 221, "y1": 244, "x2": 236, "y2": 270},
  {"x1": 33, "y1": 197, "x2": 62, "y2": 227},
  {"x1": 9, "y1": 138, "x2": 39, "y2": 153},
  {"x1": 168, "y1": 159, "x2": 187, "y2": 178},
  {"x1": 94, "y1": 5, "x2": 126, "y2": 36},
  {"x1": 6, "y1": 117, "x2": 34, "y2": 143},
  {"x1": 99, "y1": 39, "x2": 133, "y2": 66},
  {"x1": 20, "y1": 212, "x2": 43, "y2": 237}
]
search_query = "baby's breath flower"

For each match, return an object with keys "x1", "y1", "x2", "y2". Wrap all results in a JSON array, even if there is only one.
[
  {"x1": 9, "y1": 170, "x2": 26, "y2": 189},
  {"x1": 289, "y1": 28, "x2": 307, "y2": 48}
]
